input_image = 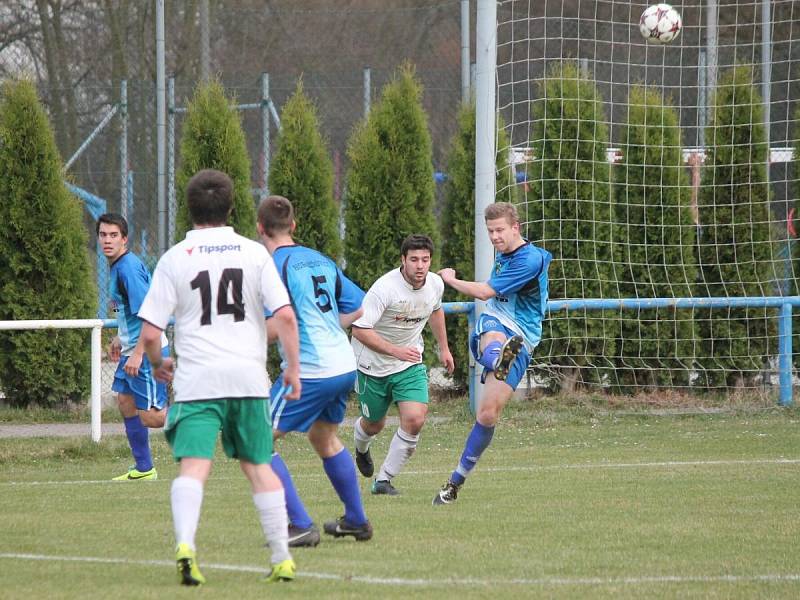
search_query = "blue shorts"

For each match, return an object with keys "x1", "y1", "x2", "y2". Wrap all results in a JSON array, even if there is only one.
[
  {"x1": 470, "y1": 313, "x2": 531, "y2": 391},
  {"x1": 111, "y1": 348, "x2": 169, "y2": 411},
  {"x1": 270, "y1": 370, "x2": 356, "y2": 433}
]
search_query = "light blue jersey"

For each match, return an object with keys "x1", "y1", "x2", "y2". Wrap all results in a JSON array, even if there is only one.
[
  {"x1": 269, "y1": 245, "x2": 365, "y2": 378},
  {"x1": 109, "y1": 252, "x2": 153, "y2": 355},
  {"x1": 485, "y1": 241, "x2": 552, "y2": 352}
]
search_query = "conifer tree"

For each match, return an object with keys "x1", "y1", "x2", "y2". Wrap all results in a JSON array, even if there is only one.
[
  {"x1": 440, "y1": 102, "x2": 516, "y2": 389},
  {"x1": 269, "y1": 80, "x2": 340, "y2": 260},
  {"x1": 175, "y1": 79, "x2": 255, "y2": 240},
  {"x1": 0, "y1": 80, "x2": 97, "y2": 407},
  {"x1": 612, "y1": 85, "x2": 698, "y2": 391},
  {"x1": 527, "y1": 62, "x2": 615, "y2": 389},
  {"x1": 344, "y1": 63, "x2": 438, "y2": 289},
  {"x1": 696, "y1": 65, "x2": 775, "y2": 388}
]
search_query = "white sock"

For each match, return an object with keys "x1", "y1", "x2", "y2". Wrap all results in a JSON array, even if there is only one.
[
  {"x1": 354, "y1": 417, "x2": 375, "y2": 454},
  {"x1": 253, "y1": 489, "x2": 291, "y2": 564},
  {"x1": 171, "y1": 476, "x2": 204, "y2": 550},
  {"x1": 377, "y1": 428, "x2": 419, "y2": 482}
]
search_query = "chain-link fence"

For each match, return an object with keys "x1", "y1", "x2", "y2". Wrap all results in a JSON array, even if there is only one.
[{"x1": 0, "y1": 1, "x2": 466, "y2": 396}]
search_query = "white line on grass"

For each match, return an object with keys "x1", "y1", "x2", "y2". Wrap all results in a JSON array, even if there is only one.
[
  {"x1": 0, "y1": 552, "x2": 799, "y2": 588},
  {"x1": 2, "y1": 457, "x2": 799, "y2": 487}
]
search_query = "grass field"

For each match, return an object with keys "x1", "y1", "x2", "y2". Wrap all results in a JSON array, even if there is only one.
[{"x1": 1, "y1": 397, "x2": 799, "y2": 599}]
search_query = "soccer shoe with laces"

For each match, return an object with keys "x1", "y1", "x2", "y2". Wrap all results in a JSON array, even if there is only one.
[
  {"x1": 355, "y1": 448, "x2": 374, "y2": 477},
  {"x1": 432, "y1": 480, "x2": 461, "y2": 505},
  {"x1": 323, "y1": 516, "x2": 373, "y2": 541},
  {"x1": 263, "y1": 558, "x2": 296, "y2": 583},
  {"x1": 493, "y1": 335, "x2": 524, "y2": 382},
  {"x1": 175, "y1": 543, "x2": 205, "y2": 586},
  {"x1": 371, "y1": 479, "x2": 400, "y2": 496},
  {"x1": 288, "y1": 524, "x2": 320, "y2": 548},
  {"x1": 112, "y1": 466, "x2": 157, "y2": 481}
]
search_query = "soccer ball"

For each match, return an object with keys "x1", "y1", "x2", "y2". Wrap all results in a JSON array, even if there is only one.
[{"x1": 639, "y1": 3, "x2": 682, "y2": 44}]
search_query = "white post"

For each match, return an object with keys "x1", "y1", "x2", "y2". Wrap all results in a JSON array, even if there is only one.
[
  {"x1": 474, "y1": 0, "x2": 497, "y2": 404},
  {"x1": 91, "y1": 325, "x2": 102, "y2": 442},
  {"x1": 156, "y1": 0, "x2": 167, "y2": 255},
  {"x1": 0, "y1": 319, "x2": 105, "y2": 442},
  {"x1": 461, "y1": 0, "x2": 471, "y2": 103}
]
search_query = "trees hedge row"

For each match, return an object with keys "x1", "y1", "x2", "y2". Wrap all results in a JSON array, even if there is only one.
[
  {"x1": 0, "y1": 60, "x2": 784, "y2": 404},
  {"x1": 0, "y1": 80, "x2": 97, "y2": 407}
]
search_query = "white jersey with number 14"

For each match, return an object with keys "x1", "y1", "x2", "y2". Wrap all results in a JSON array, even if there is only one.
[{"x1": 138, "y1": 226, "x2": 290, "y2": 402}]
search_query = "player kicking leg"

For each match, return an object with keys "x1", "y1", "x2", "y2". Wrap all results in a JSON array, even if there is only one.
[{"x1": 434, "y1": 323, "x2": 526, "y2": 505}]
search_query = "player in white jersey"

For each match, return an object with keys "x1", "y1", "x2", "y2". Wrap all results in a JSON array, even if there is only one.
[
  {"x1": 138, "y1": 169, "x2": 301, "y2": 586},
  {"x1": 351, "y1": 235, "x2": 454, "y2": 495}
]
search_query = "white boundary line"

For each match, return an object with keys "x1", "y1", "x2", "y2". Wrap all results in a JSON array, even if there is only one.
[
  {"x1": 2, "y1": 457, "x2": 799, "y2": 487},
  {"x1": 0, "y1": 552, "x2": 799, "y2": 588}
]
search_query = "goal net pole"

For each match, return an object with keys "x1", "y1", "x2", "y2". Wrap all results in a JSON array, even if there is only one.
[
  {"x1": 0, "y1": 319, "x2": 103, "y2": 442},
  {"x1": 474, "y1": 0, "x2": 498, "y2": 404}
]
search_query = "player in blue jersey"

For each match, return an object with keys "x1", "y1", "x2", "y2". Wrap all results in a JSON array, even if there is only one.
[
  {"x1": 257, "y1": 195, "x2": 372, "y2": 545},
  {"x1": 97, "y1": 213, "x2": 169, "y2": 481},
  {"x1": 433, "y1": 202, "x2": 552, "y2": 505}
]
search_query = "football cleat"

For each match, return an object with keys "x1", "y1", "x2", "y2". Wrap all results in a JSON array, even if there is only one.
[
  {"x1": 263, "y1": 558, "x2": 296, "y2": 583},
  {"x1": 323, "y1": 516, "x2": 373, "y2": 541},
  {"x1": 371, "y1": 479, "x2": 400, "y2": 496},
  {"x1": 432, "y1": 480, "x2": 461, "y2": 505},
  {"x1": 354, "y1": 448, "x2": 374, "y2": 478},
  {"x1": 112, "y1": 466, "x2": 157, "y2": 481},
  {"x1": 288, "y1": 524, "x2": 320, "y2": 548},
  {"x1": 493, "y1": 335, "x2": 524, "y2": 382},
  {"x1": 176, "y1": 543, "x2": 205, "y2": 586}
]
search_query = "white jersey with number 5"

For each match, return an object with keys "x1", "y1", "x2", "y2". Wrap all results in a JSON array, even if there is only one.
[{"x1": 138, "y1": 226, "x2": 290, "y2": 402}]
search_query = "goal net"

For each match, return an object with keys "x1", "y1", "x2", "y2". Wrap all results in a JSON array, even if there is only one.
[{"x1": 494, "y1": 1, "x2": 799, "y2": 396}]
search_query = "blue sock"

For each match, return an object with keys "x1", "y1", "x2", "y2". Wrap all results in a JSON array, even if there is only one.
[
  {"x1": 450, "y1": 422, "x2": 495, "y2": 486},
  {"x1": 271, "y1": 452, "x2": 314, "y2": 529},
  {"x1": 123, "y1": 414, "x2": 152, "y2": 472},
  {"x1": 478, "y1": 341, "x2": 502, "y2": 370},
  {"x1": 323, "y1": 448, "x2": 368, "y2": 526}
]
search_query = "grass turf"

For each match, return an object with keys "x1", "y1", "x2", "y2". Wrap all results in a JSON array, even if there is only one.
[{"x1": 1, "y1": 397, "x2": 799, "y2": 599}]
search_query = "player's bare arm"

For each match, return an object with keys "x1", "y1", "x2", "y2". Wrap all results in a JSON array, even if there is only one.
[
  {"x1": 270, "y1": 305, "x2": 302, "y2": 400},
  {"x1": 351, "y1": 325, "x2": 422, "y2": 363},
  {"x1": 437, "y1": 268, "x2": 496, "y2": 301},
  {"x1": 428, "y1": 308, "x2": 454, "y2": 374},
  {"x1": 339, "y1": 307, "x2": 364, "y2": 329},
  {"x1": 124, "y1": 334, "x2": 146, "y2": 377},
  {"x1": 265, "y1": 317, "x2": 279, "y2": 344},
  {"x1": 108, "y1": 335, "x2": 122, "y2": 362},
  {"x1": 140, "y1": 321, "x2": 174, "y2": 383}
]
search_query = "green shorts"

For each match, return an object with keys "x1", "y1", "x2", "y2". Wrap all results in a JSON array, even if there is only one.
[
  {"x1": 164, "y1": 397, "x2": 273, "y2": 464},
  {"x1": 356, "y1": 364, "x2": 429, "y2": 422}
]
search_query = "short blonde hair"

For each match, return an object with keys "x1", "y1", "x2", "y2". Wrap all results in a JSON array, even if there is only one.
[{"x1": 484, "y1": 202, "x2": 519, "y2": 225}]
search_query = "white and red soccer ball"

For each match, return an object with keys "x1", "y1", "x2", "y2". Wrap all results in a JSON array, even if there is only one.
[{"x1": 639, "y1": 3, "x2": 682, "y2": 44}]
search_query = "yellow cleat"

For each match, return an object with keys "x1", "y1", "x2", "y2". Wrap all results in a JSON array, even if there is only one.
[
  {"x1": 176, "y1": 543, "x2": 206, "y2": 586},
  {"x1": 263, "y1": 558, "x2": 296, "y2": 583},
  {"x1": 112, "y1": 466, "x2": 157, "y2": 481}
]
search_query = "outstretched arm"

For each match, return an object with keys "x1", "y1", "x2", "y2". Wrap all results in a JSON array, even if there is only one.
[{"x1": 438, "y1": 268, "x2": 496, "y2": 301}]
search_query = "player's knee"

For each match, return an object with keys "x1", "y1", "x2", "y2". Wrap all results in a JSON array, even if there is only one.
[
  {"x1": 401, "y1": 416, "x2": 425, "y2": 435},
  {"x1": 308, "y1": 423, "x2": 342, "y2": 457},
  {"x1": 139, "y1": 408, "x2": 165, "y2": 428}
]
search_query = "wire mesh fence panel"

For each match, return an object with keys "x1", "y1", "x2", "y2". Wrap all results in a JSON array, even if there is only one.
[{"x1": 495, "y1": 0, "x2": 800, "y2": 397}]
